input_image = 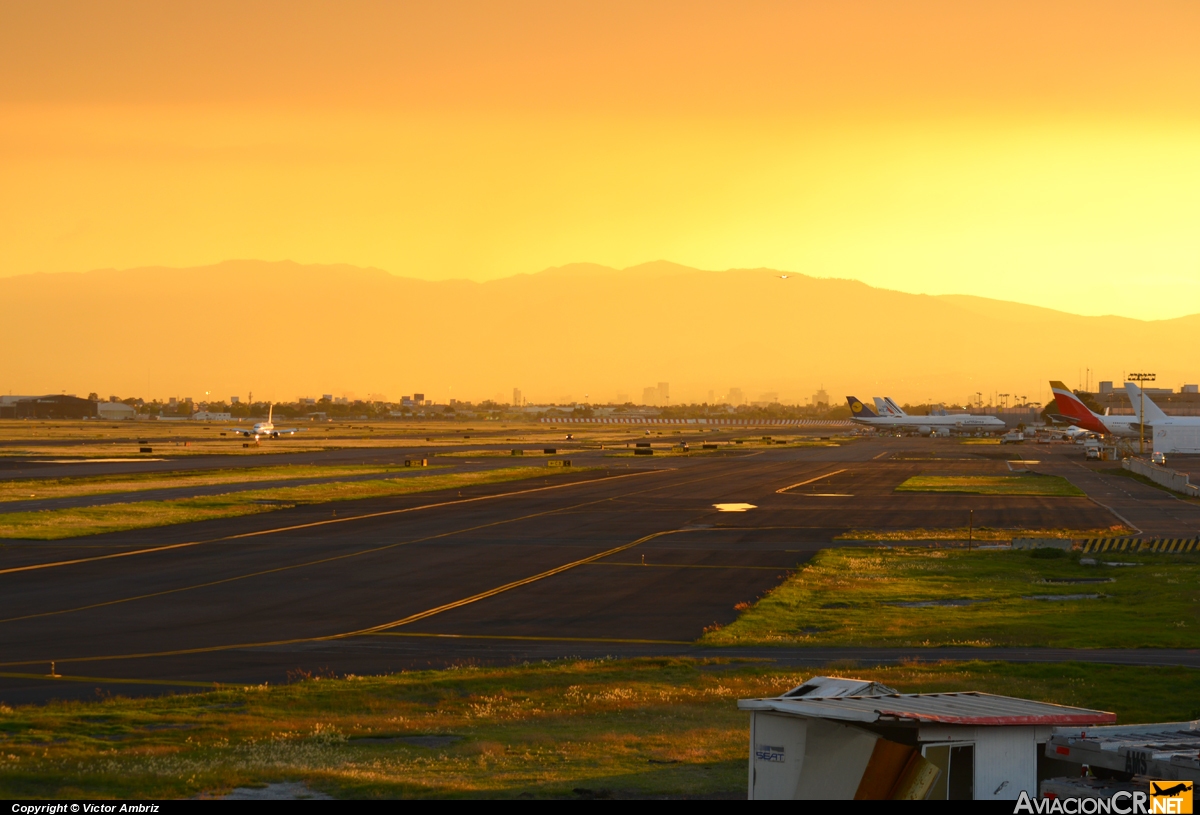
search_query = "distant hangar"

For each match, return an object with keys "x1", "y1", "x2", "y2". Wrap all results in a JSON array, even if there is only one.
[{"x1": 0, "y1": 394, "x2": 98, "y2": 420}]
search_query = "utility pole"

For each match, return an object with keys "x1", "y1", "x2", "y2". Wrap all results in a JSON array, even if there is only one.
[{"x1": 1128, "y1": 372, "x2": 1156, "y2": 456}]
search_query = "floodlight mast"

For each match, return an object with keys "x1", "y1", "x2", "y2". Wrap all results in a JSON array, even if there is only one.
[{"x1": 1128, "y1": 373, "x2": 1156, "y2": 455}]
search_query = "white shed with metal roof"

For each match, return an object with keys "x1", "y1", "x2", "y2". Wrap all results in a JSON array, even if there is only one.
[{"x1": 739, "y1": 682, "x2": 1116, "y2": 800}]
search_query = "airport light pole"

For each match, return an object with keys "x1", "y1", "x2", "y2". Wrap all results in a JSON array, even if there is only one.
[{"x1": 1128, "y1": 372, "x2": 1156, "y2": 456}]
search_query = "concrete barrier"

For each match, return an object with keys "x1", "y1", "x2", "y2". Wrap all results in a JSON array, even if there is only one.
[
  {"x1": 1082, "y1": 537, "x2": 1199, "y2": 554},
  {"x1": 1123, "y1": 457, "x2": 1200, "y2": 497}
]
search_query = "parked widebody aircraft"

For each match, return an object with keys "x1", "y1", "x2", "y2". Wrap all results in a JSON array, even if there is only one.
[
  {"x1": 846, "y1": 397, "x2": 1006, "y2": 434},
  {"x1": 1120, "y1": 382, "x2": 1200, "y2": 428},
  {"x1": 1048, "y1": 381, "x2": 1140, "y2": 437},
  {"x1": 873, "y1": 397, "x2": 904, "y2": 418},
  {"x1": 1124, "y1": 382, "x2": 1200, "y2": 454},
  {"x1": 226, "y1": 404, "x2": 301, "y2": 440}
]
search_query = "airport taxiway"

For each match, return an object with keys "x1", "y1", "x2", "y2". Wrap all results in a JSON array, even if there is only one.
[{"x1": 1, "y1": 437, "x2": 1194, "y2": 704}]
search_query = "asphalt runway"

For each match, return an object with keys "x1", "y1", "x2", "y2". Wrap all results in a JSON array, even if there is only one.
[
  {"x1": 1, "y1": 436, "x2": 1193, "y2": 705},
  {"x1": 1038, "y1": 451, "x2": 1200, "y2": 537}
]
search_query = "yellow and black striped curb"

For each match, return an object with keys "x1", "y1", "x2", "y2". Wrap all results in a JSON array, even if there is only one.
[{"x1": 1081, "y1": 538, "x2": 1200, "y2": 554}]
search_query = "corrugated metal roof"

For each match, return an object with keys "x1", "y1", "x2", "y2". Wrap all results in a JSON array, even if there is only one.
[
  {"x1": 738, "y1": 691, "x2": 1116, "y2": 726},
  {"x1": 781, "y1": 676, "x2": 898, "y2": 699}
]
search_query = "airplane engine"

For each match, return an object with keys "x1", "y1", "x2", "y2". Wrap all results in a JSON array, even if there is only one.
[{"x1": 918, "y1": 425, "x2": 932, "y2": 436}]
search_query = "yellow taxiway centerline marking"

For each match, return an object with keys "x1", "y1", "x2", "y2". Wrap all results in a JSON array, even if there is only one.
[
  {"x1": 586, "y1": 561, "x2": 790, "y2": 570},
  {"x1": 0, "y1": 670, "x2": 220, "y2": 688},
  {"x1": 2, "y1": 464, "x2": 756, "y2": 626},
  {"x1": 0, "y1": 529, "x2": 679, "y2": 668},
  {"x1": 775, "y1": 469, "x2": 848, "y2": 494},
  {"x1": 0, "y1": 468, "x2": 665, "y2": 577},
  {"x1": 368, "y1": 632, "x2": 692, "y2": 646},
  {"x1": 0, "y1": 494, "x2": 643, "y2": 625}
]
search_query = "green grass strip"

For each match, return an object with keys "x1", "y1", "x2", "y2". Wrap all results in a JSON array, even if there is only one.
[
  {"x1": 0, "y1": 464, "x2": 418, "y2": 503},
  {"x1": 0, "y1": 467, "x2": 579, "y2": 540},
  {"x1": 703, "y1": 547, "x2": 1200, "y2": 648},
  {"x1": 895, "y1": 474, "x2": 1084, "y2": 496}
]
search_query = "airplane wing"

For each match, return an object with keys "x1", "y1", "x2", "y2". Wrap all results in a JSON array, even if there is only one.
[{"x1": 272, "y1": 428, "x2": 302, "y2": 435}]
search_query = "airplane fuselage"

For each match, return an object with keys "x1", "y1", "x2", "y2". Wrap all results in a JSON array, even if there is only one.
[
  {"x1": 850, "y1": 415, "x2": 1006, "y2": 431},
  {"x1": 237, "y1": 421, "x2": 278, "y2": 438}
]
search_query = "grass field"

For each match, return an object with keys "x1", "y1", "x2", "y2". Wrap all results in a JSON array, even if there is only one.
[
  {"x1": 0, "y1": 464, "x2": 418, "y2": 503},
  {"x1": 434, "y1": 450, "x2": 559, "y2": 458},
  {"x1": 0, "y1": 467, "x2": 578, "y2": 540},
  {"x1": 0, "y1": 658, "x2": 1195, "y2": 799},
  {"x1": 702, "y1": 547, "x2": 1200, "y2": 648},
  {"x1": 895, "y1": 474, "x2": 1085, "y2": 496},
  {"x1": 0, "y1": 419, "x2": 633, "y2": 458},
  {"x1": 834, "y1": 525, "x2": 1133, "y2": 541}
]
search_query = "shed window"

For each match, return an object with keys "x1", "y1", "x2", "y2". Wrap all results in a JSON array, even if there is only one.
[{"x1": 921, "y1": 743, "x2": 975, "y2": 800}]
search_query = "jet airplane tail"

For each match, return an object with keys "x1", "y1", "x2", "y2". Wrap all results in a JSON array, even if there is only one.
[
  {"x1": 1123, "y1": 382, "x2": 1169, "y2": 423},
  {"x1": 1048, "y1": 381, "x2": 1108, "y2": 434},
  {"x1": 847, "y1": 396, "x2": 879, "y2": 418}
]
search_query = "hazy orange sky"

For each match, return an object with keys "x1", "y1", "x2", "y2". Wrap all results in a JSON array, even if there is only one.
[{"x1": 3, "y1": 1, "x2": 1199, "y2": 319}]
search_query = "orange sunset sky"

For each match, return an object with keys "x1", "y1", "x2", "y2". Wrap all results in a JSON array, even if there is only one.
[{"x1": 2, "y1": 1, "x2": 1199, "y2": 320}]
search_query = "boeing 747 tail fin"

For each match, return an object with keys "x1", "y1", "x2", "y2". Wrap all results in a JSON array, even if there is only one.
[
  {"x1": 1048, "y1": 381, "x2": 1107, "y2": 434},
  {"x1": 846, "y1": 397, "x2": 879, "y2": 418},
  {"x1": 1123, "y1": 382, "x2": 1169, "y2": 424}
]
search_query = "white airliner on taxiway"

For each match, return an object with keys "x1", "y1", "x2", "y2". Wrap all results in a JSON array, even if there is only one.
[
  {"x1": 846, "y1": 397, "x2": 1006, "y2": 434},
  {"x1": 226, "y1": 405, "x2": 301, "y2": 440}
]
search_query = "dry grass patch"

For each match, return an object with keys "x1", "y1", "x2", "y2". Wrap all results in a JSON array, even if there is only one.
[
  {"x1": 0, "y1": 464, "x2": 415, "y2": 503},
  {"x1": 1, "y1": 658, "x2": 1197, "y2": 799},
  {"x1": 0, "y1": 467, "x2": 585, "y2": 539}
]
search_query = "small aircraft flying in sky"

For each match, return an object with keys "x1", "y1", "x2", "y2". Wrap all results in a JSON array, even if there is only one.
[{"x1": 227, "y1": 404, "x2": 300, "y2": 440}]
